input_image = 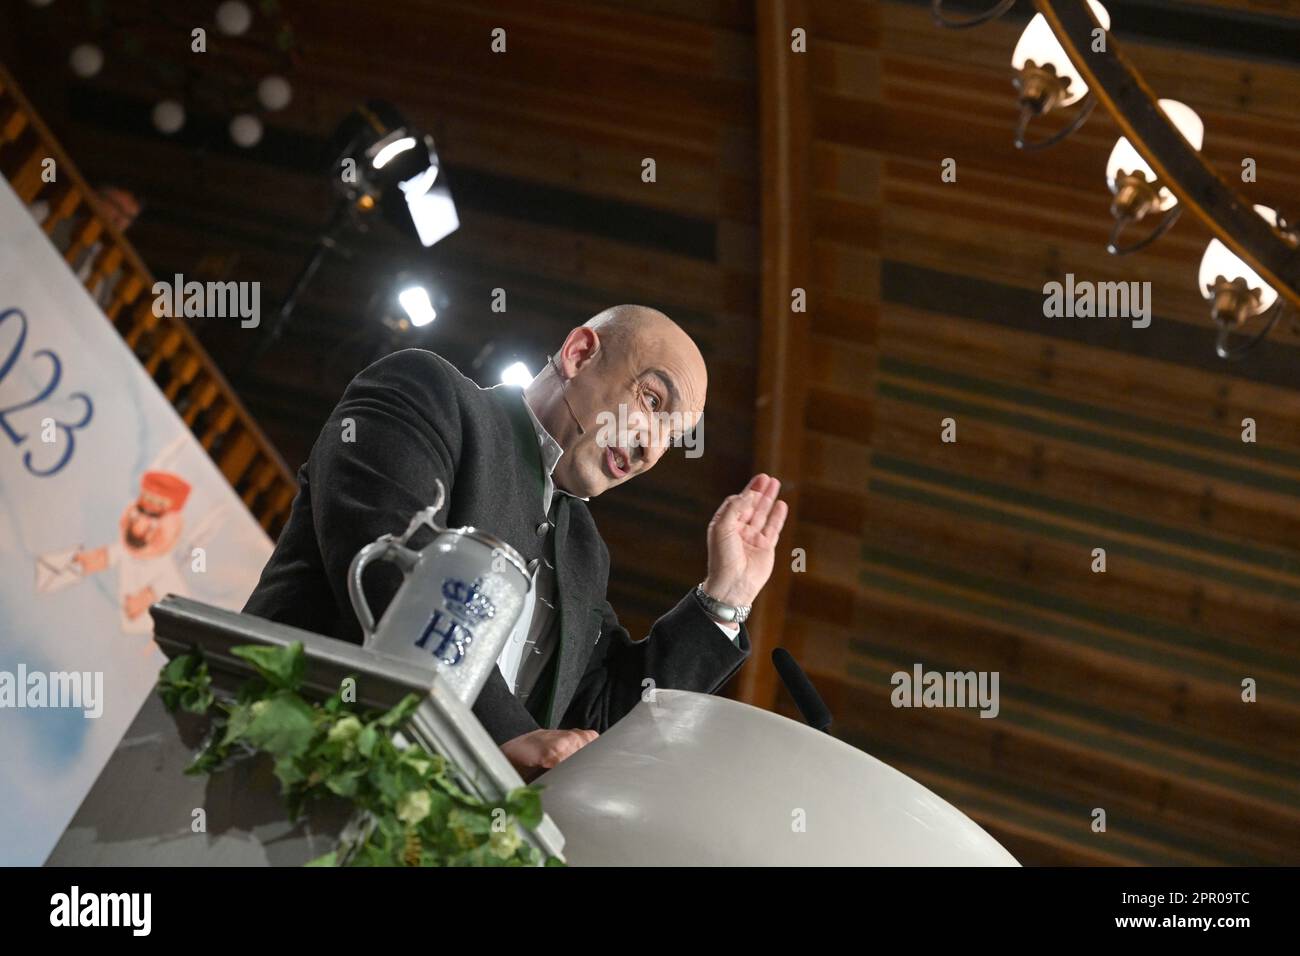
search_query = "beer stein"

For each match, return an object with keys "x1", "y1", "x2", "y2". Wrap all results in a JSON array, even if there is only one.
[{"x1": 347, "y1": 480, "x2": 531, "y2": 705}]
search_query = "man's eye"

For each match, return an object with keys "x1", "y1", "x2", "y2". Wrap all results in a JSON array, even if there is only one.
[{"x1": 644, "y1": 389, "x2": 660, "y2": 411}]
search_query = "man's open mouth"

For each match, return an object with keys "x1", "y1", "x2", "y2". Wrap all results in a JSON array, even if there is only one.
[{"x1": 605, "y1": 445, "x2": 630, "y2": 478}]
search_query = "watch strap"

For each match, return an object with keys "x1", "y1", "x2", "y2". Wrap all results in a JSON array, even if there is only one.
[{"x1": 694, "y1": 582, "x2": 751, "y2": 624}]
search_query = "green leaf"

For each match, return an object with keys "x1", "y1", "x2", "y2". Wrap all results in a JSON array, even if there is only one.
[
  {"x1": 368, "y1": 763, "x2": 406, "y2": 805},
  {"x1": 324, "y1": 766, "x2": 366, "y2": 799},
  {"x1": 231, "y1": 642, "x2": 305, "y2": 690},
  {"x1": 273, "y1": 754, "x2": 306, "y2": 791},
  {"x1": 376, "y1": 693, "x2": 421, "y2": 728},
  {"x1": 488, "y1": 824, "x2": 523, "y2": 860},
  {"x1": 244, "y1": 690, "x2": 316, "y2": 758},
  {"x1": 356, "y1": 725, "x2": 379, "y2": 758},
  {"x1": 160, "y1": 653, "x2": 196, "y2": 685},
  {"x1": 431, "y1": 767, "x2": 482, "y2": 807},
  {"x1": 186, "y1": 728, "x2": 231, "y2": 774},
  {"x1": 514, "y1": 844, "x2": 543, "y2": 866},
  {"x1": 448, "y1": 806, "x2": 491, "y2": 839},
  {"x1": 327, "y1": 715, "x2": 363, "y2": 745},
  {"x1": 305, "y1": 850, "x2": 337, "y2": 867},
  {"x1": 220, "y1": 700, "x2": 257, "y2": 747},
  {"x1": 396, "y1": 789, "x2": 433, "y2": 826},
  {"x1": 421, "y1": 789, "x2": 453, "y2": 826},
  {"x1": 504, "y1": 786, "x2": 543, "y2": 829},
  {"x1": 185, "y1": 686, "x2": 215, "y2": 713},
  {"x1": 157, "y1": 653, "x2": 214, "y2": 714}
]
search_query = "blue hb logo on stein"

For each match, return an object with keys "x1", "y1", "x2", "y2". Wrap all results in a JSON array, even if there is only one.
[{"x1": 413, "y1": 577, "x2": 497, "y2": 665}]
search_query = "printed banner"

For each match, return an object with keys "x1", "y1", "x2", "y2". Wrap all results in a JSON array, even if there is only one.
[{"x1": 0, "y1": 179, "x2": 274, "y2": 865}]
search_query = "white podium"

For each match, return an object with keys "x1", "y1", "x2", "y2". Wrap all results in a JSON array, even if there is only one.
[{"x1": 535, "y1": 689, "x2": 1019, "y2": 866}]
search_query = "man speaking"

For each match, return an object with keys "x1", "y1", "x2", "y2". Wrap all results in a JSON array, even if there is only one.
[{"x1": 243, "y1": 304, "x2": 788, "y2": 780}]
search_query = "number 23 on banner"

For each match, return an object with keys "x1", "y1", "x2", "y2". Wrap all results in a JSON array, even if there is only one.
[{"x1": 0, "y1": 308, "x2": 94, "y2": 478}]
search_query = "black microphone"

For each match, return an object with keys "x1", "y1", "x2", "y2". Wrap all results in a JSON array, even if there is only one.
[{"x1": 772, "y1": 648, "x2": 832, "y2": 733}]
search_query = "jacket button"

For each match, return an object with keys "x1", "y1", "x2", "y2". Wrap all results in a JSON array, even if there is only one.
[{"x1": 536, "y1": 521, "x2": 549, "y2": 536}]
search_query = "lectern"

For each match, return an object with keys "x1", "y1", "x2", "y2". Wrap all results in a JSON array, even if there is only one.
[
  {"x1": 534, "y1": 689, "x2": 1020, "y2": 866},
  {"x1": 50, "y1": 598, "x2": 1017, "y2": 867}
]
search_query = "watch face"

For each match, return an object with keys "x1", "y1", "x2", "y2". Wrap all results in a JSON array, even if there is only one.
[{"x1": 694, "y1": 587, "x2": 736, "y2": 623}]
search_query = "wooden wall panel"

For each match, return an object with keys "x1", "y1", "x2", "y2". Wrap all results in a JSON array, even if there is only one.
[{"x1": 774, "y1": 0, "x2": 1300, "y2": 865}]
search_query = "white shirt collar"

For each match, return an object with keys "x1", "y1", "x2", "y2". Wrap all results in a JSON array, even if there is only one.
[{"x1": 514, "y1": 388, "x2": 589, "y2": 507}]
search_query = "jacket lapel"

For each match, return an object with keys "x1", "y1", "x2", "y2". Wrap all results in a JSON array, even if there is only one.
[
  {"x1": 543, "y1": 494, "x2": 596, "y2": 727},
  {"x1": 490, "y1": 386, "x2": 547, "y2": 501},
  {"x1": 489, "y1": 388, "x2": 600, "y2": 729}
]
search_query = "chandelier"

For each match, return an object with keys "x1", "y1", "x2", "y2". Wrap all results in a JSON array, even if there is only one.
[{"x1": 931, "y1": 0, "x2": 1300, "y2": 360}]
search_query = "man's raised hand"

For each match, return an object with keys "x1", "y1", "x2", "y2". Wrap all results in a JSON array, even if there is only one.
[{"x1": 702, "y1": 473, "x2": 789, "y2": 613}]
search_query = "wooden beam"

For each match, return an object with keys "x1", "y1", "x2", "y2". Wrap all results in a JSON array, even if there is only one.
[{"x1": 743, "y1": 0, "x2": 813, "y2": 710}]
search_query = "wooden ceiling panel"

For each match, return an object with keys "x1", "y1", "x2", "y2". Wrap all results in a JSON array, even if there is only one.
[{"x1": 782, "y1": 0, "x2": 1300, "y2": 865}]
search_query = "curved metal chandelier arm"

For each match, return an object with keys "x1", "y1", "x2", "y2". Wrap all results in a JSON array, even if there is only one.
[
  {"x1": 1014, "y1": 94, "x2": 1096, "y2": 152},
  {"x1": 1215, "y1": 303, "x2": 1287, "y2": 361},
  {"x1": 1107, "y1": 204, "x2": 1182, "y2": 256},
  {"x1": 931, "y1": 0, "x2": 1018, "y2": 29},
  {"x1": 1036, "y1": 0, "x2": 1300, "y2": 312}
]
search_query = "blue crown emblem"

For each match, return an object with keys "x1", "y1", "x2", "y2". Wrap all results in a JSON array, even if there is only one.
[{"x1": 441, "y1": 577, "x2": 496, "y2": 624}]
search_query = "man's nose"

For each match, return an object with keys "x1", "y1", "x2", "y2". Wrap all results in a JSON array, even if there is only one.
[{"x1": 634, "y1": 434, "x2": 668, "y2": 470}]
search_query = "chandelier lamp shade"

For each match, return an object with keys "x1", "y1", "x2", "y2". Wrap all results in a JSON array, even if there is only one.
[
  {"x1": 1200, "y1": 206, "x2": 1299, "y2": 360},
  {"x1": 1009, "y1": 1, "x2": 1109, "y2": 150},
  {"x1": 930, "y1": 0, "x2": 1300, "y2": 360},
  {"x1": 1105, "y1": 99, "x2": 1203, "y2": 255}
]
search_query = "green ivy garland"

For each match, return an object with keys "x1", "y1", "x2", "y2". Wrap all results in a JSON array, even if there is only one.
[{"x1": 157, "y1": 642, "x2": 558, "y2": 867}]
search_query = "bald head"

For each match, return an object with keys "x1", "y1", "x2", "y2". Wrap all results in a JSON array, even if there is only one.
[
  {"x1": 526, "y1": 304, "x2": 708, "y2": 498},
  {"x1": 584, "y1": 304, "x2": 707, "y2": 399},
  {"x1": 585, "y1": 303, "x2": 693, "y2": 351}
]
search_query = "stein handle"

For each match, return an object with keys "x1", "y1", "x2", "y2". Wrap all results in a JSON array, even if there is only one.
[
  {"x1": 348, "y1": 538, "x2": 421, "y2": 644},
  {"x1": 347, "y1": 479, "x2": 448, "y2": 644}
]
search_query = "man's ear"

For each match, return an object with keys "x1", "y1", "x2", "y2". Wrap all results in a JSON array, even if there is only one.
[{"x1": 558, "y1": 326, "x2": 600, "y2": 377}]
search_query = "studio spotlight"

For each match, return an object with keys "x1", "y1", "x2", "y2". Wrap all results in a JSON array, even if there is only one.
[
  {"x1": 374, "y1": 273, "x2": 440, "y2": 334},
  {"x1": 397, "y1": 285, "x2": 437, "y2": 328},
  {"x1": 371, "y1": 135, "x2": 418, "y2": 169},
  {"x1": 240, "y1": 101, "x2": 457, "y2": 378},
  {"x1": 331, "y1": 100, "x2": 459, "y2": 249},
  {"x1": 500, "y1": 361, "x2": 534, "y2": 388}
]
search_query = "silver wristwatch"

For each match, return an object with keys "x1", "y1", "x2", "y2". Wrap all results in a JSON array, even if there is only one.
[{"x1": 694, "y1": 582, "x2": 751, "y2": 624}]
